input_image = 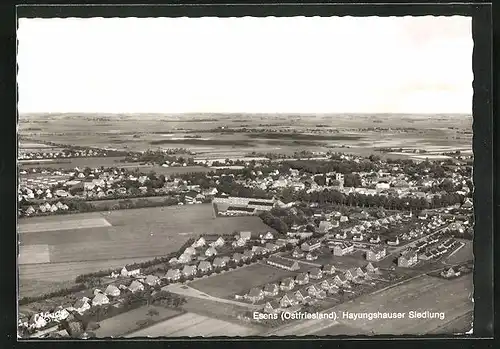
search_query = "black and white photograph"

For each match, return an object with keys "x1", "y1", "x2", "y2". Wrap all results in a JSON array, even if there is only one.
[{"x1": 17, "y1": 15, "x2": 474, "y2": 338}]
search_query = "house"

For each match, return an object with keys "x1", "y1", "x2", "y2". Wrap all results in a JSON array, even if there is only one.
[
  {"x1": 145, "y1": 275, "x2": 160, "y2": 286},
  {"x1": 104, "y1": 285, "x2": 120, "y2": 297},
  {"x1": 198, "y1": 260, "x2": 212, "y2": 273},
  {"x1": 387, "y1": 237, "x2": 400, "y2": 246},
  {"x1": 246, "y1": 287, "x2": 264, "y2": 302},
  {"x1": 29, "y1": 314, "x2": 48, "y2": 329},
  {"x1": 260, "y1": 231, "x2": 274, "y2": 240},
  {"x1": 263, "y1": 283, "x2": 279, "y2": 297},
  {"x1": 294, "y1": 290, "x2": 310, "y2": 303},
  {"x1": 92, "y1": 293, "x2": 110, "y2": 306},
  {"x1": 306, "y1": 252, "x2": 318, "y2": 261},
  {"x1": 263, "y1": 300, "x2": 281, "y2": 314},
  {"x1": 166, "y1": 269, "x2": 181, "y2": 281},
  {"x1": 205, "y1": 247, "x2": 218, "y2": 257},
  {"x1": 182, "y1": 265, "x2": 197, "y2": 276},
  {"x1": 309, "y1": 267, "x2": 323, "y2": 280},
  {"x1": 128, "y1": 269, "x2": 141, "y2": 277},
  {"x1": 333, "y1": 243, "x2": 354, "y2": 256},
  {"x1": 211, "y1": 237, "x2": 225, "y2": 248},
  {"x1": 292, "y1": 247, "x2": 304, "y2": 258},
  {"x1": 243, "y1": 250, "x2": 254, "y2": 260},
  {"x1": 333, "y1": 274, "x2": 349, "y2": 287},
  {"x1": 366, "y1": 246, "x2": 387, "y2": 262},
  {"x1": 398, "y1": 250, "x2": 418, "y2": 268},
  {"x1": 318, "y1": 221, "x2": 333, "y2": 233},
  {"x1": 267, "y1": 256, "x2": 300, "y2": 271},
  {"x1": 295, "y1": 272, "x2": 309, "y2": 285},
  {"x1": 369, "y1": 235, "x2": 381, "y2": 244},
  {"x1": 265, "y1": 242, "x2": 279, "y2": 252},
  {"x1": 314, "y1": 289, "x2": 327, "y2": 299},
  {"x1": 340, "y1": 216, "x2": 349, "y2": 223},
  {"x1": 193, "y1": 237, "x2": 206, "y2": 248},
  {"x1": 322, "y1": 264, "x2": 336, "y2": 275},
  {"x1": 232, "y1": 237, "x2": 247, "y2": 248},
  {"x1": 232, "y1": 252, "x2": 244, "y2": 263},
  {"x1": 129, "y1": 280, "x2": 145, "y2": 293},
  {"x1": 306, "y1": 284, "x2": 321, "y2": 296},
  {"x1": 320, "y1": 279, "x2": 335, "y2": 290},
  {"x1": 345, "y1": 267, "x2": 365, "y2": 280},
  {"x1": 327, "y1": 285, "x2": 340, "y2": 295},
  {"x1": 280, "y1": 293, "x2": 298, "y2": 308},
  {"x1": 442, "y1": 267, "x2": 461, "y2": 278},
  {"x1": 239, "y1": 231, "x2": 252, "y2": 240},
  {"x1": 335, "y1": 231, "x2": 348, "y2": 239},
  {"x1": 184, "y1": 247, "x2": 197, "y2": 256},
  {"x1": 73, "y1": 299, "x2": 91, "y2": 314},
  {"x1": 252, "y1": 246, "x2": 268, "y2": 255},
  {"x1": 364, "y1": 262, "x2": 379, "y2": 274},
  {"x1": 120, "y1": 267, "x2": 130, "y2": 277},
  {"x1": 280, "y1": 277, "x2": 295, "y2": 291},
  {"x1": 301, "y1": 239, "x2": 321, "y2": 252},
  {"x1": 212, "y1": 257, "x2": 227, "y2": 268}
]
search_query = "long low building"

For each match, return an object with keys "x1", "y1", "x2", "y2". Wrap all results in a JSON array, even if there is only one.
[{"x1": 214, "y1": 196, "x2": 278, "y2": 214}]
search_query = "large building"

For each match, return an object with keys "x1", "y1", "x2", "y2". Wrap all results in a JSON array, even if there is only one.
[{"x1": 213, "y1": 196, "x2": 277, "y2": 215}]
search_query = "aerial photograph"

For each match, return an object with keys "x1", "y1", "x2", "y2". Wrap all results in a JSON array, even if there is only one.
[{"x1": 17, "y1": 16, "x2": 473, "y2": 338}]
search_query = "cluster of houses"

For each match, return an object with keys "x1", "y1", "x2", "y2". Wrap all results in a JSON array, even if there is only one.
[
  {"x1": 18, "y1": 266, "x2": 165, "y2": 335},
  {"x1": 239, "y1": 262, "x2": 381, "y2": 313},
  {"x1": 19, "y1": 148, "x2": 106, "y2": 160}
]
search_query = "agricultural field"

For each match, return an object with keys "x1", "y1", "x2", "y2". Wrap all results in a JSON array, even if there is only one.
[
  {"x1": 125, "y1": 312, "x2": 260, "y2": 337},
  {"x1": 270, "y1": 273, "x2": 473, "y2": 336},
  {"x1": 94, "y1": 305, "x2": 183, "y2": 338},
  {"x1": 442, "y1": 239, "x2": 473, "y2": 265},
  {"x1": 19, "y1": 113, "x2": 472, "y2": 159},
  {"x1": 18, "y1": 205, "x2": 273, "y2": 297},
  {"x1": 189, "y1": 262, "x2": 312, "y2": 299}
]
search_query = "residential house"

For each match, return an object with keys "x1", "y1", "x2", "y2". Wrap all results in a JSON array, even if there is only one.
[
  {"x1": 129, "y1": 280, "x2": 145, "y2": 293},
  {"x1": 211, "y1": 237, "x2": 225, "y2": 248},
  {"x1": 212, "y1": 257, "x2": 227, "y2": 268},
  {"x1": 294, "y1": 290, "x2": 310, "y2": 304},
  {"x1": 335, "y1": 231, "x2": 348, "y2": 240},
  {"x1": 205, "y1": 247, "x2": 218, "y2": 257},
  {"x1": 92, "y1": 293, "x2": 110, "y2": 307},
  {"x1": 364, "y1": 262, "x2": 379, "y2": 274},
  {"x1": 340, "y1": 216, "x2": 349, "y2": 223},
  {"x1": 280, "y1": 277, "x2": 295, "y2": 291},
  {"x1": 239, "y1": 231, "x2": 252, "y2": 240},
  {"x1": 292, "y1": 248, "x2": 304, "y2": 258},
  {"x1": 369, "y1": 235, "x2": 381, "y2": 244},
  {"x1": 306, "y1": 284, "x2": 321, "y2": 296},
  {"x1": 398, "y1": 250, "x2": 418, "y2": 268},
  {"x1": 322, "y1": 264, "x2": 336, "y2": 275},
  {"x1": 441, "y1": 267, "x2": 461, "y2": 278},
  {"x1": 333, "y1": 275, "x2": 349, "y2": 287},
  {"x1": 320, "y1": 279, "x2": 335, "y2": 290},
  {"x1": 263, "y1": 300, "x2": 281, "y2": 314},
  {"x1": 309, "y1": 267, "x2": 323, "y2": 280},
  {"x1": 263, "y1": 283, "x2": 279, "y2": 297},
  {"x1": 232, "y1": 252, "x2": 244, "y2": 263},
  {"x1": 306, "y1": 252, "x2": 318, "y2": 261},
  {"x1": 104, "y1": 285, "x2": 120, "y2": 297},
  {"x1": 280, "y1": 293, "x2": 298, "y2": 308},
  {"x1": 145, "y1": 275, "x2": 160, "y2": 286},
  {"x1": 243, "y1": 250, "x2": 254, "y2": 260},
  {"x1": 73, "y1": 299, "x2": 91, "y2": 314},
  {"x1": 198, "y1": 261, "x2": 213, "y2": 273},
  {"x1": 192, "y1": 237, "x2": 206, "y2": 248},
  {"x1": 318, "y1": 221, "x2": 333, "y2": 233},
  {"x1": 166, "y1": 269, "x2": 181, "y2": 281},
  {"x1": 345, "y1": 267, "x2": 365, "y2": 281},
  {"x1": 232, "y1": 237, "x2": 247, "y2": 248},
  {"x1": 366, "y1": 246, "x2": 387, "y2": 262},
  {"x1": 265, "y1": 242, "x2": 279, "y2": 252},
  {"x1": 252, "y1": 245, "x2": 268, "y2": 255},
  {"x1": 246, "y1": 287, "x2": 264, "y2": 302},
  {"x1": 182, "y1": 265, "x2": 197, "y2": 277},
  {"x1": 301, "y1": 239, "x2": 322, "y2": 252},
  {"x1": 333, "y1": 242, "x2": 354, "y2": 256},
  {"x1": 295, "y1": 272, "x2": 309, "y2": 285},
  {"x1": 267, "y1": 256, "x2": 300, "y2": 271},
  {"x1": 260, "y1": 232, "x2": 274, "y2": 240},
  {"x1": 177, "y1": 253, "x2": 192, "y2": 264}
]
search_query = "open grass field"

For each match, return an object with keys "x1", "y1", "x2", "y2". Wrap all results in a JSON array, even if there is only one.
[
  {"x1": 18, "y1": 205, "x2": 273, "y2": 297},
  {"x1": 19, "y1": 113, "x2": 472, "y2": 157},
  {"x1": 94, "y1": 305, "x2": 183, "y2": 338},
  {"x1": 19, "y1": 217, "x2": 112, "y2": 233},
  {"x1": 18, "y1": 256, "x2": 156, "y2": 297},
  {"x1": 125, "y1": 312, "x2": 260, "y2": 337},
  {"x1": 269, "y1": 273, "x2": 473, "y2": 336},
  {"x1": 443, "y1": 239, "x2": 473, "y2": 265},
  {"x1": 189, "y1": 262, "x2": 311, "y2": 298}
]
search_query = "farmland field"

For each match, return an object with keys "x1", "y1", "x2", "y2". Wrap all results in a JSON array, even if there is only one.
[
  {"x1": 125, "y1": 312, "x2": 260, "y2": 337},
  {"x1": 19, "y1": 217, "x2": 112, "y2": 233},
  {"x1": 94, "y1": 305, "x2": 183, "y2": 338},
  {"x1": 443, "y1": 239, "x2": 473, "y2": 265},
  {"x1": 18, "y1": 205, "x2": 273, "y2": 297},
  {"x1": 189, "y1": 262, "x2": 312, "y2": 298},
  {"x1": 268, "y1": 273, "x2": 473, "y2": 336}
]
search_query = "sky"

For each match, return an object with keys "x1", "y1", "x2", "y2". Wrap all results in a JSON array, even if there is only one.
[{"x1": 17, "y1": 16, "x2": 472, "y2": 114}]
